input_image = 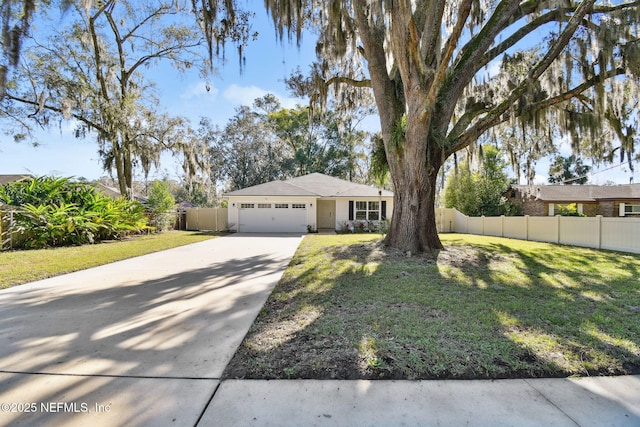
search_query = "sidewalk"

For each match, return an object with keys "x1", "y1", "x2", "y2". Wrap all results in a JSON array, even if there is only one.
[
  {"x1": 203, "y1": 376, "x2": 640, "y2": 426},
  {"x1": 0, "y1": 234, "x2": 638, "y2": 426}
]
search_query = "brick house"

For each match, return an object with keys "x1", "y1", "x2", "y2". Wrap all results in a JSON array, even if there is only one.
[{"x1": 506, "y1": 184, "x2": 640, "y2": 217}]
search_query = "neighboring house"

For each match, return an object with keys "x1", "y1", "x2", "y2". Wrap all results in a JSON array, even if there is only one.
[
  {"x1": 94, "y1": 182, "x2": 148, "y2": 203},
  {"x1": 507, "y1": 184, "x2": 640, "y2": 217},
  {"x1": 224, "y1": 173, "x2": 393, "y2": 232},
  {"x1": 0, "y1": 174, "x2": 34, "y2": 185}
]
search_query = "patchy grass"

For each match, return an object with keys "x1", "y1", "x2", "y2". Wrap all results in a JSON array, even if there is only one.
[
  {"x1": 224, "y1": 234, "x2": 640, "y2": 380},
  {"x1": 0, "y1": 231, "x2": 220, "y2": 288}
]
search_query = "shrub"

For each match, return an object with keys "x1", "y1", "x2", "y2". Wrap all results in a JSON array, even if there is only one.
[
  {"x1": 0, "y1": 177, "x2": 147, "y2": 249},
  {"x1": 146, "y1": 180, "x2": 176, "y2": 232},
  {"x1": 556, "y1": 203, "x2": 586, "y2": 217}
]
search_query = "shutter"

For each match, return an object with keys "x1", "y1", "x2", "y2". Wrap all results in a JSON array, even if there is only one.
[
  {"x1": 381, "y1": 200, "x2": 387, "y2": 220},
  {"x1": 348, "y1": 201, "x2": 354, "y2": 220}
]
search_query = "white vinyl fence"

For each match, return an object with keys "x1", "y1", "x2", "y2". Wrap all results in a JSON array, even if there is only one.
[
  {"x1": 436, "y1": 207, "x2": 640, "y2": 254},
  {"x1": 180, "y1": 206, "x2": 639, "y2": 254}
]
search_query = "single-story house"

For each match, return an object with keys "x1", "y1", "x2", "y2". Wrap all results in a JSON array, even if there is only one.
[
  {"x1": 506, "y1": 184, "x2": 640, "y2": 217},
  {"x1": 94, "y1": 182, "x2": 148, "y2": 203},
  {"x1": 0, "y1": 174, "x2": 34, "y2": 185},
  {"x1": 224, "y1": 173, "x2": 394, "y2": 232}
]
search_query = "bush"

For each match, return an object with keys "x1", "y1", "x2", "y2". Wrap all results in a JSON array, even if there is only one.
[
  {"x1": 0, "y1": 177, "x2": 148, "y2": 249},
  {"x1": 443, "y1": 146, "x2": 517, "y2": 216},
  {"x1": 146, "y1": 180, "x2": 176, "y2": 232},
  {"x1": 556, "y1": 203, "x2": 586, "y2": 217}
]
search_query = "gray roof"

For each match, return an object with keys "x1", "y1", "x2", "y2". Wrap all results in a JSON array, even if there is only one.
[
  {"x1": 0, "y1": 174, "x2": 34, "y2": 185},
  {"x1": 512, "y1": 184, "x2": 640, "y2": 202},
  {"x1": 225, "y1": 173, "x2": 393, "y2": 198}
]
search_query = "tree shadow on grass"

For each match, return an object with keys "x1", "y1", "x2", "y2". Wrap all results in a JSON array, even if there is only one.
[{"x1": 223, "y1": 235, "x2": 640, "y2": 381}]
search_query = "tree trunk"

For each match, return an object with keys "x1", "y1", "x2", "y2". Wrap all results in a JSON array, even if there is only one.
[{"x1": 383, "y1": 121, "x2": 444, "y2": 254}]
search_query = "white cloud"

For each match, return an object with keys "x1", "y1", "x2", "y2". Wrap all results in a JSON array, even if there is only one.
[
  {"x1": 222, "y1": 84, "x2": 301, "y2": 109},
  {"x1": 180, "y1": 81, "x2": 218, "y2": 100}
]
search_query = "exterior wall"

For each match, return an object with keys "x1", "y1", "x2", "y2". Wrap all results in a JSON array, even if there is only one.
[
  {"x1": 226, "y1": 196, "x2": 317, "y2": 232},
  {"x1": 507, "y1": 189, "x2": 546, "y2": 216},
  {"x1": 335, "y1": 197, "x2": 394, "y2": 230},
  {"x1": 616, "y1": 200, "x2": 640, "y2": 218},
  {"x1": 581, "y1": 203, "x2": 599, "y2": 217},
  {"x1": 599, "y1": 201, "x2": 616, "y2": 217},
  {"x1": 510, "y1": 186, "x2": 640, "y2": 218}
]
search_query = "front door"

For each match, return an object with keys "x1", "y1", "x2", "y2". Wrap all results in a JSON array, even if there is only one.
[{"x1": 317, "y1": 200, "x2": 336, "y2": 229}]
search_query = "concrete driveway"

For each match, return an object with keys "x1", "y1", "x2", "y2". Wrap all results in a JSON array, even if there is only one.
[{"x1": 0, "y1": 233, "x2": 303, "y2": 426}]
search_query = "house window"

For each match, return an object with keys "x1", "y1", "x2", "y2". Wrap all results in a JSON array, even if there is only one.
[
  {"x1": 355, "y1": 201, "x2": 380, "y2": 220},
  {"x1": 258, "y1": 203, "x2": 271, "y2": 208},
  {"x1": 275, "y1": 203, "x2": 289, "y2": 209},
  {"x1": 291, "y1": 203, "x2": 306, "y2": 209},
  {"x1": 240, "y1": 203, "x2": 254, "y2": 209},
  {"x1": 624, "y1": 204, "x2": 640, "y2": 215}
]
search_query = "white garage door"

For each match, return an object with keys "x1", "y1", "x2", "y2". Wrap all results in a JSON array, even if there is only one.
[{"x1": 238, "y1": 202, "x2": 308, "y2": 232}]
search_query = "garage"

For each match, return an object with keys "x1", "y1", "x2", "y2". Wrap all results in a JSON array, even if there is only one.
[{"x1": 238, "y1": 202, "x2": 308, "y2": 232}]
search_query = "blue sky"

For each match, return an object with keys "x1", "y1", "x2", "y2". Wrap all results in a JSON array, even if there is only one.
[
  {"x1": 0, "y1": 6, "x2": 637, "y2": 185},
  {"x1": 0, "y1": 8, "x2": 316, "y2": 181}
]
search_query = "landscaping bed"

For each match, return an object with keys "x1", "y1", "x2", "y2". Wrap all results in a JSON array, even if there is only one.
[{"x1": 224, "y1": 234, "x2": 640, "y2": 380}]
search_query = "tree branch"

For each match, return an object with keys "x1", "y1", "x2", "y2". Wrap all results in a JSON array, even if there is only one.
[
  {"x1": 419, "y1": 0, "x2": 446, "y2": 67},
  {"x1": 325, "y1": 75, "x2": 372, "y2": 88},
  {"x1": 447, "y1": 66, "x2": 625, "y2": 157},
  {"x1": 446, "y1": 0, "x2": 597, "y2": 155},
  {"x1": 425, "y1": 0, "x2": 473, "y2": 117},
  {"x1": 5, "y1": 93, "x2": 103, "y2": 133}
]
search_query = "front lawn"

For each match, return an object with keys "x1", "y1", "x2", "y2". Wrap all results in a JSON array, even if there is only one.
[
  {"x1": 224, "y1": 233, "x2": 640, "y2": 380},
  {"x1": 0, "y1": 231, "x2": 220, "y2": 288}
]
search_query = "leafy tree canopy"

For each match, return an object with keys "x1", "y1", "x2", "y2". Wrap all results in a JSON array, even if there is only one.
[
  {"x1": 2, "y1": 0, "x2": 253, "y2": 198},
  {"x1": 548, "y1": 154, "x2": 592, "y2": 184},
  {"x1": 443, "y1": 145, "x2": 516, "y2": 216}
]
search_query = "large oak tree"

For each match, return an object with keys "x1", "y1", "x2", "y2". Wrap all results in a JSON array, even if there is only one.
[{"x1": 217, "y1": 0, "x2": 639, "y2": 254}]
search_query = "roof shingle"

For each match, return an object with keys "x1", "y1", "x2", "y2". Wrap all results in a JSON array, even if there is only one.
[
  {"x1": 512, "y1": 184, "x2": 640, "y2": 202},
  {"x1": 225, "y1": 173, "x2": 393, "y2": 198}
]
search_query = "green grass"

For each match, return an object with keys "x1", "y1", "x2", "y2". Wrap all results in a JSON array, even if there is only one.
[
  {"x1": 0, "y1": 231, "x2": 220, "y2": 288},
  {"x1": 224, "y1": 233, "x2": 640, "y2": 380}
]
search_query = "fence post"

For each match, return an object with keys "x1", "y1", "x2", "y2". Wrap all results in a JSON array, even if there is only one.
[
  {"x1": 525, "y1": 215, "x2": 529, "y2": 241},
  {"x1": 597, "y1": 215, "x2": 602, "y2": 250},
  {"x1": 501, "y1": 215, "x2": 505, "y2": 237},
  {"x1": 556, "y1": 215, "x2": 561, "y2": 244}
]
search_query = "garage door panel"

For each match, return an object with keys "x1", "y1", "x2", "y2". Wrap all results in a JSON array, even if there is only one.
[{"x1": 239, "y1": 204, "x2": 307, "y2": 232}]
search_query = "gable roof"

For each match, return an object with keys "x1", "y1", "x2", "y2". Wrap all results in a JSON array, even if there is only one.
[
  {"x1": 224, "y1": 173, "x2": 393, "y2": 198},
  {"x1": 512, "y1": 184, "x2": 640, "y2": 202},
  {"x1": 0, "y1": 174, "x2": 35, "y2": 185}
]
